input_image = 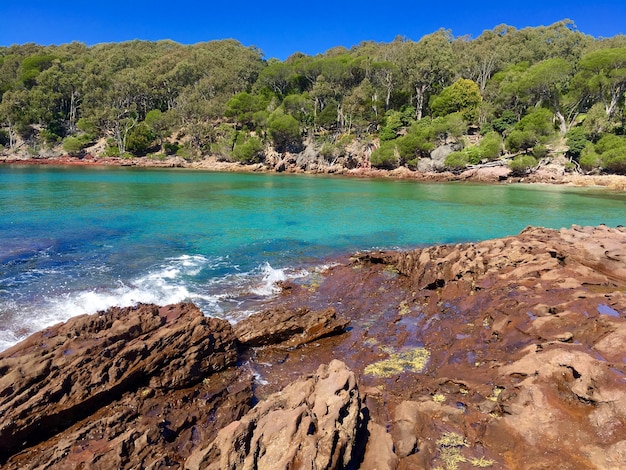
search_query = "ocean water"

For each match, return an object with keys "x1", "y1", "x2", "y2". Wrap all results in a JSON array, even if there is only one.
[{"x1": 1, "y1": 165, "x2": 625, "y2": 350}]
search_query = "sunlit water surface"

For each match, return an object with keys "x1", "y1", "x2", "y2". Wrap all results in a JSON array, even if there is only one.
[{"x1": 1, "y1": 165, "x2": 624, "y2": 350}]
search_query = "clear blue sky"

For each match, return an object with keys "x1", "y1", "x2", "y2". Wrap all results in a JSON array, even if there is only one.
[{"x1": 1, "y1": 1, "x2": 624, "y2": 60}]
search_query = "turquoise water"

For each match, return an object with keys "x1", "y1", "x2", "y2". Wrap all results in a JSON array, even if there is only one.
[{"x1": 1, "y1": 165, "x2": 625, "y2": 349}]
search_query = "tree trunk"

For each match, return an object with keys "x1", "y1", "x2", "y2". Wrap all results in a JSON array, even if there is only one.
[{"x1": 414, "y1": 84, "x2": 426, "y2": 120}]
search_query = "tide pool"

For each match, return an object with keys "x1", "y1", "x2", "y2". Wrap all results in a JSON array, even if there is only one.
[{"x1": 1, "y1": 165, "x2": 625, "y2": 350}]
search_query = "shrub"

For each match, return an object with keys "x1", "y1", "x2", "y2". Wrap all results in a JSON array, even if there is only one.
[
  {"x1": 532, "y1": 144, "x2": 548, "y2": 160},
  {"x1": 506, "y1": 130, "x2": 537, "y2": 153},
  {"x1": 509, "y1": 155, "x2": 537, "y2": 175},
  {"x1": 601, "y1": 149, "x2": 626, "y2": 174},
  {"x1": 478, "y1": 131, "x2": 503, "y2": 161},
  {"x1": 0, "y1": 129, "x2": 10, "y2": 147},
  {"x1": 232, "y1": 134, "x2": 264, "y2": 163},
  {"x1": 579, "y1": 143, "x2": 601, "y2": 171},
  {"x1": 62, "y1": 136, "x2": 84, "y2": 156},
  {"x1": 370, "y1": 141, "x2": 398, "y2": 169},
  {"x1": 268, "y1": 111, "x2": 301, "y2": 152},
  {"x1": 444, "y1": 151, "x2": 469, "y2": 170},
  {"x1": 126, "y1": 123, "x2": 155, "y2": 156},
  {"x1": 565, "y1": 127, "x2": 589, "y2": 161},
  {"x1": 163, "y1": 142, "x2": 180, "y2": 155}
]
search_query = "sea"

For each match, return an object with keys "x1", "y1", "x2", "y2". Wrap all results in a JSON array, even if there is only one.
[{"x1": 1, "y1": 165, "x2": 625, "y2": 351}]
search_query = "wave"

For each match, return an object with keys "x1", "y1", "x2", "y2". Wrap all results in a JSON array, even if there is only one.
[{"x1": 0, "y1": 254, "x2": 315, "y2": 352}]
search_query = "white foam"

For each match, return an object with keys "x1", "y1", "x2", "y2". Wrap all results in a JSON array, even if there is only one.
[
  {"x1": 0, "y1": 256, "x2": 323, "y2": 352},
  {"x1": 250, "y1": 262, "x2": 287, "y2": 296}
]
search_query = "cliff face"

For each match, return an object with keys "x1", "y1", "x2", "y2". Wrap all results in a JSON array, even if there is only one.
[{"x1": 1, "y1": 225, "x2": 625, "y2": 469}]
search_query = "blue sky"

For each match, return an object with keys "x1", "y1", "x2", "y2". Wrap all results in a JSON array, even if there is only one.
[{"x1": 1, "y1": 1, "x2": 624, "y2": 60}]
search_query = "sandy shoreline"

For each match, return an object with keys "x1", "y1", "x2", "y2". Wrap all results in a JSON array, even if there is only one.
[{"x1": 2, "y1": 153, "x2": 626, "y2": 190}]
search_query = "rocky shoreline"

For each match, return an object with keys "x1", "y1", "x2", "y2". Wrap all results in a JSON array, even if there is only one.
[
  {"x1": 1, "y1": 225, "x2": 625, "y2": 469},
  {"x1": 2, "y1": 153, "x2": 626, "y2": 190}
]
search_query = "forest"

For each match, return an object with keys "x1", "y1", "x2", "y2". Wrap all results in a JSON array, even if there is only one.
[{"x1": 1, "y1": 19, "x2": 626, "y2": 174}]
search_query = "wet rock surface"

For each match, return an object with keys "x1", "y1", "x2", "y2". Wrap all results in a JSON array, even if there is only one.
[{"x1": 1, "y1": 225, "x2": 625, "y2": 469}]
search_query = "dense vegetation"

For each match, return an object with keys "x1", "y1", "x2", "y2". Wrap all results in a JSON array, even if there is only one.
[{"x1": 2, "y1": 20, "x2": 626, "y2": 173}]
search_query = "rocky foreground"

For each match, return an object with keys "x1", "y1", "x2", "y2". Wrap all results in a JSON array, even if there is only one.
[{"x1": 1, "y1": 225, "x2": 626, "y2": 469}]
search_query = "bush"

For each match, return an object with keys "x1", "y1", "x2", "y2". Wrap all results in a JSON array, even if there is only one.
[
  {"x1": 444, "y1": 151, "x2": 469, "y2": 170},
  {"x1": 517, "y1": 108, "x2": 554, "y2": 137},
  {"x1": 232, "y1": 134, "x2": 264, "y2": 163},
  {"x1": 268, "y1": 111, "x2": 301, "y2": 152},
  {"x1": 478, "y1": 131, "x2": 503, "y2": 161},
  {"x1": 370, "y1": 141, "x2": 398, "y2": 169},
  {"x1": 506, "y1": 130, "x2": 537, "y2": 153},
  {"x1": 579, "y1": 143, "x2": 601, "y2": 171},
  {"x1": 565, "y1": 127, "x2": 589, "y2": 161},
  {"x1": 532, "y1": 144, "x2": 548, "y2": 160},
  {"x1": 163, "y1": 142, "x2": 180, "y2": 155},
  {"x1": 62, "y1": 136, "x2": 84, "y2": 156},
  {"x1": 601, "y1": 149, "x2": 626, "y2": 174},
  {"x1": 0, "y1": 129, "x2": 10, "y2": 147},
  {"x1": 126, "y1": 123, "x2": 155, "y2": 156},
  {"x1": 509, "y1": 155, "x2": 537, "y2": 175}
]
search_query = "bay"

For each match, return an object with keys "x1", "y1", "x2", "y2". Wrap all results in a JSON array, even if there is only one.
[{"x1": 1, "y1": 165, "x2": 625, "y2": 350}]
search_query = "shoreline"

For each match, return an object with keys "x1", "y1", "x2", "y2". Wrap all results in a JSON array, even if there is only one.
[
  {"x1": 2, "y1": 153, "x2": 626, "y2": 190},
  {"x1": 1, "y1": 225, "x2": 625, "y2": 468}
]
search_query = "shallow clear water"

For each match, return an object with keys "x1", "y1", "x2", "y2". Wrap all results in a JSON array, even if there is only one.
[{"x1": 1, "y1": 165, "x2": 625, "y2": 350}]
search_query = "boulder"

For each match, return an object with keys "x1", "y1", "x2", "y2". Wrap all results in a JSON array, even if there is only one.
[
  {"x1": 234, "y1": 306, "x2": 349, "y2": 348},
  {"x1": 185, "y1": 359, "x2": 364, "y2": 470},
  {"x1": 0, "y1": 303, "x2": 238, "y2": 461}
]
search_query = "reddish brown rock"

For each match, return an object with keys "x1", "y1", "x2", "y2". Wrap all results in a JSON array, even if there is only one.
[
  {"x1": 2, "y1": 225, "x2": 626, "y2": 469},
  {"x1": 234, "y1": 305, "x2": 349, "y2": 348},
  {"x1": 185, "y1": 359, "x2": 363, "y2": 470},
  {"x1": 0, "y1": 302, "x2": 238, "y2": 463}
]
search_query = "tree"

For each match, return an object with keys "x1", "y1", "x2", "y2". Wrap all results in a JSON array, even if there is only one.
[
  {"x1": 430, "y1": 78, "x2": 482, "y2": 122},
  {"x1": 516, "y1": 58, "x2": 575, "y2": 135},
  {"x1": 268, "y1": 110, "x2": 301, "y2": 152},
  {"x1": 577, "y1": 47, "x2": 626, "y2": 119},
  {"x1": 397, "y1": 30, "x2": 456, "y2": 120}
]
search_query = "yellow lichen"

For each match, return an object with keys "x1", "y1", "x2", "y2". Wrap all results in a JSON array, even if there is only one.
[
  {"x1": 398, "y1": 301, "x2": 411, "y2": 316},
  {"x1": 436, "y1": 433, "x2": 469, "y2": 470},
  {"x1": 488, "y1": 386, "x2": 504, "y2": 402},
  {"x1": 433, "y1": 393, "x2": 446, "y2": 403},
  {"x1": 470, "y1": 457, "x2": 496, "y2": 467},
  {"x1": 364, "y1": 347, "x2": 430, "y2": 377}
]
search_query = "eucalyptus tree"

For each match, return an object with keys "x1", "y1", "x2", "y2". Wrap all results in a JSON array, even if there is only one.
[
  {"x1": 576, "y1": 47, "x2": 626, "y2": 119},
  {"x1": 396, "y1": 30, "x2": 456, "y2": 120}
]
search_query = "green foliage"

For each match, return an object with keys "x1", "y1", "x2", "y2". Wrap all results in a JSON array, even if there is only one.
[
  {"x1": 268, "y1": 111, "x2": 301, "y2": 151},
  {"x1": 430, "y1": 78, "x2": 482, "y2": 122},
  {"x1": 532, "y1": 144, "x2": 548, "y2": 159},
  {"x1": 516, "y1": 108, "x2": 555, "y2": 138},
  {"x1": 509, "y1": 155, "x2": 538, "y2": 175},
  {"x1": 579, "y1": 143, "x2": 601, "y2": 171},
  {"x1": 489, "y1": 110, "x2": 518, "y2": 135},
  {"x1": 444, "y1": 151, "x2": 470, "y2": 169},
  {"x1": 126, "y1": 122, "x2": 155, "y2": 156},
  {"x1": 379, "y1": 111, "x2": 404, "y2": 141},
  {"x1": 62, "y1": 136, "x2": 84, "y2": 156},
  {"x1": 506, "y1": 130, "x2": 537, "y2": 153},
  {"x1": 0, "y1": 27, "x2": 625, "y2": 175},
  {"x1": 225, "y1": 92, "x2": 268, "y2": 128},
  {"x1": 565, "y1": 127, "x2": 589, "y2": 160},
  {"x1": 0, "y1": 129, "x2": 10, "y2": 147},
  {"x1": 163, "y1": 142, "x2": 180, "y2": 155},
  {"x1": 232, "y1": 133, "x2": 264, "y2": 163},
  {"x1": 370, "y1": 140, "x2": 398, "y2": 169},
  {"x1": 478, "y1": 131, "x2": 503, "y2": 160}
]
